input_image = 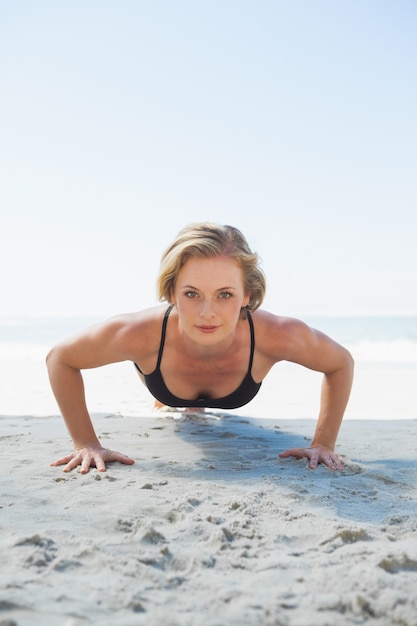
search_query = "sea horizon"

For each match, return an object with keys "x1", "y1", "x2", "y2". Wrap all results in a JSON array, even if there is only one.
[
  {"x1": 1, "y1": 312, "x2": 416, "y2": 363},
  {"x1": 0, "y1": 312, "x2": 416, "y2": 420}
]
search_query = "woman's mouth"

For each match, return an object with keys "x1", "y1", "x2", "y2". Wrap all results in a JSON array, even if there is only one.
[{"x1": 197, "y1": 325, "x2": 219, "y2": 333}]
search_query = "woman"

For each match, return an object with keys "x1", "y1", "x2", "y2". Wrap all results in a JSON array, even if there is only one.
[{"x1": 47, "y1": 223, "x2": 354, "y2": 474}]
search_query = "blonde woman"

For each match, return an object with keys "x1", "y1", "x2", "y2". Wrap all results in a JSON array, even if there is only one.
[{"x1": 47, "y1": 223, "x2": 354, "y2": 474}]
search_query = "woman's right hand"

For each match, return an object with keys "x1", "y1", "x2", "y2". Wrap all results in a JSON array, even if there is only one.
[{"x1": 51, "y1": 446, "x2": 135, "y2": 474}]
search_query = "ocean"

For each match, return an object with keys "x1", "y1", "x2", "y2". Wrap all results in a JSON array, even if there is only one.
[
  {"x1": 1, "y1": 314, "x2": 415, "y2": 362},
  {"x1": 304, "y1": 314, "x2": 417, "y2": 364},
  {"x1": 0, "y1": 314, "x2": 416, "y2": 419}
]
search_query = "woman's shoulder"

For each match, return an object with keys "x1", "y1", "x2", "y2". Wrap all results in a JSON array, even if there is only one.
[
  {"x1": 110, "y1": 303, "x2": 170, "y2": 325},
  {"x1": 251, "y1": 308, "x2": 313, "y2": 359},
  {"x1": 48, "y1": 305, "x2": 172, "y2": 368},
  {"x1": 77, "y1": 304, "x2": 171, "y2": 359},
  {"x1": 106, "y1": 304, "x2": 171, "y2": 340},
  {"x1": 251, "y1": 308, "x2": 309, "y2": 332}
]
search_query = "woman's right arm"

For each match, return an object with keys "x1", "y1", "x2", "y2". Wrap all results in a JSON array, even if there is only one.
[{"x1": 46, "y1": 314, "x2": 149, "y2": 472}]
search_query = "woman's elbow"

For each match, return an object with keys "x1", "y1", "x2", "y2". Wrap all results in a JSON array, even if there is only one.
[
  {"x1": 46, "y1": 346, "x2": 55, "y2": 367},
  {"x1": 343, "y1": 347, "x2": 355, "y2": 378},
  {"x1": 45, "y1": 345, "x2": 64, "y2": 372}
]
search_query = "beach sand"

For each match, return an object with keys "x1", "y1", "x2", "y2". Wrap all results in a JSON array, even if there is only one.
[
  {"x1": 1, "y1": 346, "x2": 417, "y2": 626},
  {"x1": 1, "y1": 405, "x2": 416, "y2": 626}
]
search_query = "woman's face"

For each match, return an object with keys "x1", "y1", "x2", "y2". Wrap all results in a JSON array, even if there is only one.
[{"x1": 172, "y1": 255, "x2": 250, "y2": 345}]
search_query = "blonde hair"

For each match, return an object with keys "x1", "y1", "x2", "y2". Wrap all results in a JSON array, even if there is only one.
[{"x1": 157, "y1": 223, "x2": 266, "y2": 310}]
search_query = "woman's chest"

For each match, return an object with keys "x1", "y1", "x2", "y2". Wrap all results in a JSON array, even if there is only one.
[{"x1": 161, "y1": 347, "x2": 250, "y2": 398}]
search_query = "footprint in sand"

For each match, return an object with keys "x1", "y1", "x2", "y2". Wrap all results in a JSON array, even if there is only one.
[
  {"x1": 320, "y1": 528, "x2": 372, "y2": 552},
  {"x1": 378, "y1": 554, "x2": 417, "y2": 573},
  {"x1": 15, "y1": 534, "x2": 57, "y2": 568}
]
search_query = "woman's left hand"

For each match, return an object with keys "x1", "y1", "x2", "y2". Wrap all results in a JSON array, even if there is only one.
[{"x1": 279, "y1": 445, "x2": 344, "y2": 471}]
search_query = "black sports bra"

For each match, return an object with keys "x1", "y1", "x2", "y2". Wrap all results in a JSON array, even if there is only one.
[{"x1": 134, "y1": 305, "x2": 262, "y2": 409}]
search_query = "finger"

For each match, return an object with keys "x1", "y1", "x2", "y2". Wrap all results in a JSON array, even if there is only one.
[
  {"x1": 116, "y1": 454, "x2": 135, "y2": 466},
  {"x1": 308, "y1": 451, "x2": 320, "y2": 470},
  {"x1": 322, "y1": 456, "x2": 335, "y2": 471},
  {"x1": 279, "y1": 448, "x2": 304, "y2": 460},
  {"x1": 331, "y1": 454, "x2": 345, "y2": 471},
  {"x1": 105, "y1": 450, "x2": 135, "y2": 466},
  {"x1": 63, "y1": 453, "x2": 83, "y2": 473},
  {"x1": 327, "y1": 455, "x2": 341, "y2": 471},
  {"x1": 308, "y1": 449, "x2": 336, "y2": 470},
  {"x1": 79, "y1": 454, "x2": 93, "y2": 474},
  {"x1": 50, "y1": 454, "x2": 74, "y2": 467},
  {"x1": 93, "y1": 453, "x2": 107, "y2": 473}
]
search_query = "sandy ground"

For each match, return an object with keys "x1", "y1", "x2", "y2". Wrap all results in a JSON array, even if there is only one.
[{"x1": 1, "y1": 410, "x2": 416, "y2": 626}]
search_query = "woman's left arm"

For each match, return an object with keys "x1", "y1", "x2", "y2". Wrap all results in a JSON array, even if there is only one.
[{"x1": 270, "y1": 318, "x2": 354, "y2": 471}]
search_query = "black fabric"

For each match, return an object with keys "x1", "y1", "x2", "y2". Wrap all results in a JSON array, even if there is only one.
[{"x1": 134, "y1": 305, "x2": 262, "y2": 409}]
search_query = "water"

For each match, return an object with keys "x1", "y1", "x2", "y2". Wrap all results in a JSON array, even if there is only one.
[
  {"x1": 0, "y1": 316, "x2": 100, "y2": 347},
  {"x1": 304, "y1": 315, "x2": 417, "y2": 364},
  {"x1": 0, "y1": 314, "x2": 416, "y2": 419},
  {"x1": 1, "y1": 314, "x2": 416, "y2": 364}
]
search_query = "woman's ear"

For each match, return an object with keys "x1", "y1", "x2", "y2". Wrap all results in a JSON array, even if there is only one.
[{"x1": 243, "y1": 294, "x2": 250, "y2": 308}]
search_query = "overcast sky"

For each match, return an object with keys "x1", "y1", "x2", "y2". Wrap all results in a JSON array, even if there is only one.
[{"x1": 1, "y1": 0, "x2": 416, "y2": 318}]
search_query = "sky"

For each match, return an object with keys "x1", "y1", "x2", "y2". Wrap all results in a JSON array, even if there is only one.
[{"x1": 1, "y1": 0, "x2": 416, "y2": 318}]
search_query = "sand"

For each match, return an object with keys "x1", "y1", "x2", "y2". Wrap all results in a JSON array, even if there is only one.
[
  {"x1": 1, "y1": 406, "x2": 417, "y2": 626},
  {"x1": 1, "y1": 343, "x2": 416, "y2": 626}
]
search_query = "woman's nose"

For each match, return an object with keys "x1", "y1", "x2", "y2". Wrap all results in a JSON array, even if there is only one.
[{"x1": 199, "y1": 299, "x2": 216, "y2": 318}]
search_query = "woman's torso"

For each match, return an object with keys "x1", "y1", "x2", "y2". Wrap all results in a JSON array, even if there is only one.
[{"x1": 133, "y1": 305, "x2": 269, "y2": 408}]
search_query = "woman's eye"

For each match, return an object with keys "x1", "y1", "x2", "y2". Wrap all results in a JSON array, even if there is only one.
[
  {"x1": 185, "y1": 291, "x2": 198, "y2": 298},
  {"x1": 219, "y1": 292, "x2": 232, "y2": 299}
]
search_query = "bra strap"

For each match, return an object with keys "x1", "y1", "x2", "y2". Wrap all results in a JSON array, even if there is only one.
[
  {"x1": 156, "y1": 304, "x2": 174, "y2": 368},
  {"x1": 246, "y1": 310, "x2": 255, "y2": 371}
]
